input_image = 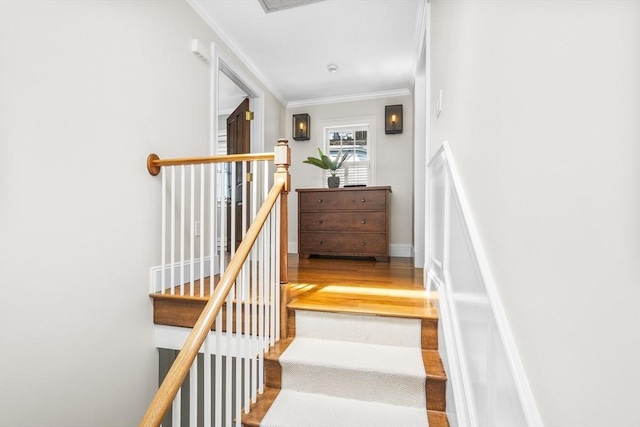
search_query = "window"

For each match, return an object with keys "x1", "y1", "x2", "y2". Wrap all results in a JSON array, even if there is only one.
[{"x1": 325, "y1": 125, "x2": 371, "y2": 187}]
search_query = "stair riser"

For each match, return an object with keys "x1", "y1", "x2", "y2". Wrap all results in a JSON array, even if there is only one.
[
  {"x1": 294, "y1": 310, "x2": 422, "y2": 347},
  {"x1": 264, "y1": 358, "x2": 282, "y2": 389},
  {"x1": 154, "y1": 298, "x2": 259, "y2": 333},
  {"x1": 422, "y1": 318, "x2": 438, "y2": 350},
  {"x1": 427, "y1": 377, "x2": 446, "y2": 411},
  {"x1": 281, "y1": 363, "x2": 426, "y2": 407},
  {"x1": 287, "y1": 310, "x2": 439, "y2": 350}
]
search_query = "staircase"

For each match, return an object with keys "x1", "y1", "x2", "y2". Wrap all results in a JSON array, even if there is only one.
[
  {"x1": 149, "y1": 256, "x2": 449, "y2": 427},
  {"x1": 242, "y1": 279, "x2": 449, "y2": 427}
]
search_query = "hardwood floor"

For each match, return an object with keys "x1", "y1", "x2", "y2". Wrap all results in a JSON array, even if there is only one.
[{"x1": 287, "y1": 255, "x2": 438, "y2": 319}]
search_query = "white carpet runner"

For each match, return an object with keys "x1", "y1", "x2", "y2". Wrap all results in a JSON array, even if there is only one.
[{"x1": 260, "y1": 310, "x2": 429, "y2": 427}]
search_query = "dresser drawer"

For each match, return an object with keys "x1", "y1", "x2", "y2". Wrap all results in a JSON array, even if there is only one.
[
  {"x1": 299, "y1": 232, "x2": 387, "y2": 255},
  {"x1": 299, "y1": 211, "x2": 386, "y2": 232},
  {"x1": 299, "y1": 189, "x2": 387, "y2": 212}
]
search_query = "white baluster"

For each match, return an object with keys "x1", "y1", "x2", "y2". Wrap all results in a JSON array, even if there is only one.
[
  {"x1": 161, "y1": 169, "x2": 167, "y2": 295},
  {"x1": 204, "y1": 334, "x2": 212, "y2": 427},
  {"x1": 189, "y1": 360, "x2": 197, "y2": 427},
  {"x1": 199, "y1": 164, "x2": 205, "y2": 298},
  {"x1": 170, "y1": 167, "x2": 176, "y2": 296},
  {"x1": 172, "y1": 386, "x2": 181, "y2": 427},
  {"x1": 180, "y1": 165, "x2": 185, "y2": 296},
  {"x1": 190, "y1": 164, "x2": 195, "y2": 297}
]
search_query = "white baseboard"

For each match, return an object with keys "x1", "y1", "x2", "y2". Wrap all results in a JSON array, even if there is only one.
[
  {"x1": 390, "y1": 244, "x2": 413, "y2": 258},
  {"x1": 149, "y1": 255, "x2": 219, "y2": 293}
]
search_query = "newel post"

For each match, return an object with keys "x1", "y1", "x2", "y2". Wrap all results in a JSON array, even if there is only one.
[{"x1": 274, "y1": 138, "x2": 291, "y2": 339}]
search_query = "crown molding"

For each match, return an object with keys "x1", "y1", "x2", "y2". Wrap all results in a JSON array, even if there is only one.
[
  {"x1": 187, "y1": 0, "x2": 288, "y2": 107},
  {"x1": 287, "y1": 88, "x2": 412, "y2": 109}
]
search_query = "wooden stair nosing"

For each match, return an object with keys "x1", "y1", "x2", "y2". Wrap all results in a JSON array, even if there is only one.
[{"x1": 241, "y1": 386, "x2": 280, "y2": 427}]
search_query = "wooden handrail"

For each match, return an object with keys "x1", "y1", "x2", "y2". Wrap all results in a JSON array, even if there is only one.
[
  {"x1": 139, "y1": 179, "x2": 287, "y2": 427},
  {"x1": 146, "y1": 152, "x2": 275, "y2": 176}
]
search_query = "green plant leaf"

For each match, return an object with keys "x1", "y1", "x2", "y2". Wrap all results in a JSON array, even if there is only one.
[
  {"x1": 303, "y1": 157, "x2": 328, "y2": 169},
  {"x1": 320, "y1": 153, "x2": 336, "y2": 170}
]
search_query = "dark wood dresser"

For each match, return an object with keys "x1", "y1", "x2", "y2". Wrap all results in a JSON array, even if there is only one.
[{"x1": 297, "y1": 186, "x2": 391, "y2": 262}]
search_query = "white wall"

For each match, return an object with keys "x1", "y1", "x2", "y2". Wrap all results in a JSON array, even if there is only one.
[
  {"x1": 286, "y1": 95, "x2": 414, "y2": 257},
  {"x1": 429, "y1": 1, "x2": 640, "y2": 426},
  {"x1": 0, "y1": 1, "x2": 283, "y2": 425}
]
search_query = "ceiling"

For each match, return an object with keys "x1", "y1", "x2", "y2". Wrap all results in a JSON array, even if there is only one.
[{"x1": 192, "y1": 0, "x2": 426, "y2": 107}]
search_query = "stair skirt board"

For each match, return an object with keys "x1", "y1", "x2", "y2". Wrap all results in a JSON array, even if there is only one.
[{"x1": 260, "y1": 310, "x2": 429, "y2": 427}]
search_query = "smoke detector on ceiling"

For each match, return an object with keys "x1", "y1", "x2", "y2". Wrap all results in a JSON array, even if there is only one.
[
  {"x1": 257, "y1": 0, "x2": 325, "y2": 13},
  {"x1": 327, "y1": 64, "x2": 338, "y2": 73}
]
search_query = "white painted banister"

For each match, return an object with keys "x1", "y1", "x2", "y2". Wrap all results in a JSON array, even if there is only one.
[{"x1": 426, "y1": 141, "x2": 542, "y2": 427}]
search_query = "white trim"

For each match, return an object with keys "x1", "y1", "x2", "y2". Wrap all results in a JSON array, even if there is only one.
[
  {"x1": 428, "y1": 271, "x2": 471, "y2": 427},
  {"x1": 317, "y1": 116, "x2": 377, "y2": 188},
  {"x1": 426, "y1": 142, "x2": 543, "y2": 427},
  {"x1": 210, "y1": 43, "x2": 266, "y2": 154},
  {"x1": 422, "y1": 1, "x2": 432, "y2": 277},
  {"x1": 441, "y1": 141, "x2": 543, "y2": 426},
  {"x1": 155, "y1": 325, "x2": 268, "y2": 357},
  {"x1": 188, "y1": 0, "x2": 287, "y2": 107},
  {"x1": 288, "y1": 241, "x2": 298, "y2": 255},
  {"x1": 287, "y1": 88, "x2": 411, "y2": 108},
  {"x1": 414, "y1": 1, "x2": 430, "y2": 270},
  {"x1": 149, "y1": 255, "x2": 219, "y2": 293},
  {"x1": 389, "y1": 244, "x2": 413, "y2": 258},
  {"x1": 412, "y1": 0, "x2": 428, "y2": 82}
]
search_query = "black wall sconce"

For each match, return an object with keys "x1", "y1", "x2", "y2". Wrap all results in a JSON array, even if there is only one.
[
  {"x1": 293, "y1": 113, "x2": 310, "y2": 141},
  {"x1": 385, "y1": 105, "x2": 403, "y2": 135}
]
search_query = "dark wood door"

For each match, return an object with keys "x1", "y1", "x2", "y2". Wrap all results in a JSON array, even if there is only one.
[{"x1": 226, "y1": 98, "x2": 251, "y2": 251}]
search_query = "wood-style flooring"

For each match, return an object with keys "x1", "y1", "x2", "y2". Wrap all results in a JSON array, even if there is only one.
[{"x1": 287, "y1": 255, "x2": 438, "y2": 320}]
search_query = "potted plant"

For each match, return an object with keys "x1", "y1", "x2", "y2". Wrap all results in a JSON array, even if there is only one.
[{"x1": 303, "y1": 147, "x2": 350, "y2": 188}]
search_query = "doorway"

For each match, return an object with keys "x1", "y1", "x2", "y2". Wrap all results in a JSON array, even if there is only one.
[{"x1": 226, "y1": 98, "x2": 251, "y2": 251}]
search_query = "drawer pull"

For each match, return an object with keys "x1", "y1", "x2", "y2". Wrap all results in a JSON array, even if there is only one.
[
  {"x1": 361, "y1": 198, "x2": 366, "y2": 202},
  {"x1": 319, "y1": 220, "x2": 323, "y2": 224},
  {"x1": 361, "y1": 220, "x2": 366, "y2": 224},
  {"x1": 318, "y1": 199, "x2": 323, "y2": 203},
  {"x1": 361, "y1": 242, "x2": 366, "y2": 246}
]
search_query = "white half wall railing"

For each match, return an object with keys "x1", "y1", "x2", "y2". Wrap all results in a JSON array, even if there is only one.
[
  {"x1": 148, "y1": 152, "x2": 275, "y2": 297},
  {"x1": 141, "y1": 139, "x2": 291, "y2": 427},
  {"x1": 426, "y1": 141, "x2": 542, "y2": 427}
]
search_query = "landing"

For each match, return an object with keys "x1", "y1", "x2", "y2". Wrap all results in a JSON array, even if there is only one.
[{"x1": 287, "y1": 255, "x2": 438, "y2": 320}]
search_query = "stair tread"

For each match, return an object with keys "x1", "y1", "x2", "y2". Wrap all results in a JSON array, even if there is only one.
[
  {"x1": 287, "y1": 282, "x2": 438, "y2": 321},
  {"x1": 264, "y1": 338, "x2": 293, "y2": 362},
  {"x1": 288, "y1": 299, "x2": 438, "y2": 320},
  {"x1": 242, "y1": 386, "x2": 280, "y2": 427},
  {"x1": 260, "y1": 389, "x2": 429, "y2": 427}
]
